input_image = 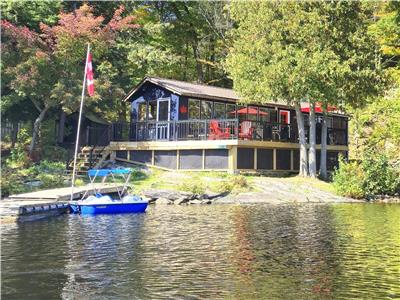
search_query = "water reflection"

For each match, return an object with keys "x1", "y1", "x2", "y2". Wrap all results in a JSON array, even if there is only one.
[{"x1": 2, "y1": 204, "x2": 399, "y2": 299}]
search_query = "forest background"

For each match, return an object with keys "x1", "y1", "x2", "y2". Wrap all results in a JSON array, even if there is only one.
[{"x1": 1, "y1": 1, "x2": 399, "y2": 199}]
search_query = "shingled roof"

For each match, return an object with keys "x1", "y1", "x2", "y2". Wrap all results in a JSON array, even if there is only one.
[
  {"x1": 124, "y1": 76, "x2": 240, "y2": 102},
  {"x1": 123, "y1": 76, "x2": 296, "y2": 108}
]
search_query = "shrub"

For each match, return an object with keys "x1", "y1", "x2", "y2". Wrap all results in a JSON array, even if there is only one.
[
  {"x1": 333, "y1": 154, "x2": 400, "y2": 198},
  {"x1": 179, "y1": 178, "x2": 206, "y2": 195},
  {"x1": 214, "y1": 180, "x2": 234, "y2": 193},
  {"x1": 213, "y1": 175, "x2": 249, "y2": 194},
  {"x1": 6, "y1": 128, "x2": 31, "y2": 169},
  {"x1": 362, "y1": 154, "x2": 400, "y2": 196},
  {"x1": 332, "y1": 157, "x2": 365, "y2": 198},
  {"x1": 37, "y1": 173, "x2": 64, "y2": 188}
]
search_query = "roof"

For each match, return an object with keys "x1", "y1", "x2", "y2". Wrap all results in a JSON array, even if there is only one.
[
  {"x1": 124, "y1": 76, "x2": 241, "y2": 103},
  {"x1": 124, "y1": 76, "x2": 290, "y2": 106},
  {"x1": 122, "y1": 77, "x2": 346, "y2": 115},
  {"x1": 85, "y1": 112, "x2": 110, "y2": 125}
]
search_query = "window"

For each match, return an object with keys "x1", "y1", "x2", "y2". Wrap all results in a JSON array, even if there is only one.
[
  {"x1": 333, "y1": 117, "x2": 346, "y2": 129},
  {"x1": 188, "y1": 98, "x2": 200, "y2": 119},
  {"x1": 237, "y1": 105, "x2": 247, "y2": 122},
  {"x1": 213, "y1": 102, "x2": 226, "y2": 119},
  {"x1": 259, "y1": 107, "x2": 270, "y2": 123},
  {"x1": 138, "y1": 102, "x2": 146, "y2": 121},
  {"x1": 226, "y1": 103, "x2": 236, "y2": 119},
  {"x1": 201, "y1": 100, "x2": 213, "y2": 119},
  {"x1": 247, "y1": 106, "x2": 258, "y2": 121},
  {"x1": 148, "y1": 100, "x2": 157, "y2": 120}
]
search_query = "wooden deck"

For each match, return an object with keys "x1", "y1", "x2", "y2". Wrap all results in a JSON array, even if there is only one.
[{"x1": 8, "y1": 183, "x2": 125, "y2": 201}]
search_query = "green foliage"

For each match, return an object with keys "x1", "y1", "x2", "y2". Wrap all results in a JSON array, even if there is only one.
[
  {"x1": 5, "y1": 128, "x2": 31, "y2": 169},
  {"x1": 227, "y1": 1, "x2": 383, "y2": 107},
  {"x1": 362, "y1": 154, "x2": 400, "y2": 196},
  {"x1": 37, "y1": 173, "x2": 64, "y2": 189},
  {"x1": 179, "y1": 178, "x2": 206, "y2": 195},
  {"x1": 332, "y1": 158, "x2": 365, "y2": 199},
  {"x1": 1, "y1": 160, "x2": 66, "y2": 198},
  {"x1": 213, "y1": 175, "x2": 250, "y2": 194},
  {"x1": 333, "y1": 154, "x2": 400, "y2": 198}
]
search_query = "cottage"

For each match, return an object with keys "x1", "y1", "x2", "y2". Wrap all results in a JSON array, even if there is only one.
[{"x1": 101, "y1": 77, "x2": 348, "y2": 173}]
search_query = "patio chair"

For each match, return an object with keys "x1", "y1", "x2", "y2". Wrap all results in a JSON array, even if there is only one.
[
  {"x1": 208, "y1": 120, "x2": 231, "y2": 140},
  {"x1": 238, "y1": 121, "x2": 254, "y2": 140}
]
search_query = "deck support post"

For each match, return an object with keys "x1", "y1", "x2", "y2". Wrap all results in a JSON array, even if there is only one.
[
  {"x1": 273, "y1": 148, "x2": 277, "y2": 170},
  {"x1": 151, "y1": 150, "x2": 155, "y2": 165},
  {"x1": 290, "y1": 149, "x2": 294, "y2": 171},
  {"x1": 202, "y1": 149, "x2": 205, "y2": 170},
  {"x1": 254, "y1": 148, "x2": 257, "y2": 170},
  {"x1": 228, "y1": 146, "x2": 237, "y2": 174},
  {"x1": 176, "y1": 150, "x2": 180, "y2": 170}
]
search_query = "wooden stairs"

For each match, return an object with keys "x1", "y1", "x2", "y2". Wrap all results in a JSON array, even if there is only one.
[{"x1": 68, "y1": 146, "x2": 111, "y2": 173}]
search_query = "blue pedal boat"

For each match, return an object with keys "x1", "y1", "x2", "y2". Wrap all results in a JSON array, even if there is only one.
[{"x1": 69, "y1": 169, "x2": 148, "y2": 215}]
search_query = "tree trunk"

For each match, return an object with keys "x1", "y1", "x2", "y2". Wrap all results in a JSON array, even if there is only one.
[
  {"x1": 11, "y1": 120, "x2": 19, "y2": 147},
  {"x1": 308, "y1": 102, "x2": 317, "y2": 178},
  {"x1": 29, "y1": 106, "x2": 49, "y2": 157},
  {"x1": 319, "y1": 109, "x2": 328, "y2": 180},
  {"x1": 57, "y1": 110, "x2": 66, "y2": 144},
  {"x1": 192, "y1": 43, "x2": 204, "y2": 83},
  {"x1": 294, "y1": 102, "x2": 308, "y2": 176}
]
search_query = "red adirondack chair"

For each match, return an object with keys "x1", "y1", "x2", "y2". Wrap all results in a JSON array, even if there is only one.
[
  {"x1": 208, "y1": 120, "x2": 231, "y2": 140},
  {"x1": 239, "y1": 121, "x2": 254, "y2": 139}
]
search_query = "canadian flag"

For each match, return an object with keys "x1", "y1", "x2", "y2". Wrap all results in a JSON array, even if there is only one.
[{"x1": 86, "y1": 52, "x2": 94, "y2": 96}]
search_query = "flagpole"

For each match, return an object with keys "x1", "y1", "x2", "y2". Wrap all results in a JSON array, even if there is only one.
[{"x1": 70, "y1": 43, "x2": 90, "y2": 201}]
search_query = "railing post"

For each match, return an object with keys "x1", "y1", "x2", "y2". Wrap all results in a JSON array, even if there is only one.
[{"x1": 205, "y1": 119, "x2": 208, "y2": 140}]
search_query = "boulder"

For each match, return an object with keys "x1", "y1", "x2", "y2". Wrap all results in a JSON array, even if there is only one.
[
  {"x1": 143, "y1": 189, "x2": 194, "y2": 201},
  {"x1": 189, "y1": 199, "x2": 202, "y2": 205},
  {"x1": 155, "y1": 197, "x2": 172, "y2": 205},
  {"x1": 174, "y1": 197, "x2": 188, "y2": 205}
]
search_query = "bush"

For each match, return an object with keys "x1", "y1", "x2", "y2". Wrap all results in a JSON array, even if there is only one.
[
  {"x1": 179, "y1": 178, "x2": 206, "y2": 195},
  {"x1": 37, "y1": 173, "x2": 64, "y2": 188},
  {"x1": 332, "y1": 157, "x2": 365, "y2": 198},
  {"x1": 333, "y1": 154, "x2": 400, "y2": 198},
  {"x1": 362, "y1": 154, "x2": 400, "y2": 196},
  {"x1": 5, "y1": 128, "x2": 31, "y2": 169},
  {"x1": 213, "y1": 175, "x2": 250, "y2": 194}
]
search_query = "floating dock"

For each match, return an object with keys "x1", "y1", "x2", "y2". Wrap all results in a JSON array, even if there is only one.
[
  {"x1": 8, "y1": 183, "x2": 125, "y2": 201},
  {"x1": 1, "y1": 183, "x2": 125, "y2": 222}
]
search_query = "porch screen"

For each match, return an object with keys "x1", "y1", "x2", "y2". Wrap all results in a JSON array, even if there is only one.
[
  {"x1": 205, "y1": 149, "x2": 228, "y2": 169},
  {"x1": 227, "y1": 104, "x2": 236, "y2": 119},
  {"x1": 180, "y1": 150, "x2": 202, "y2": 169},
  {"x1": 138, "y1": 103, "x2": 146, "y2": 121},
  {"x1": 276, "y1": 149, "x2": 291, "y2": 170},
  {"x1": 257, "y1": 149, "x2": 273, "y2": 170},
  {"x1": 154, "y1": 150, "x2": 177, "y2": 169},
  {"x1": 130, "y1": 150, "x2": 152, "y2": 164},
  {"x1": 148, "y1": 100, "x2": 157, "y2": 120},
  {"x1": 201, "y1": 101, "x2": 213, "y2": 119},
  {"x1": 237, "y1": 148, "x2": 254, "y2": 169},
  {"x1": 188, "y1": 98, "x2": 200, "y2": 119},
  {"x1": 213, "y1": 102, "x2": 226, "y2": 119}
]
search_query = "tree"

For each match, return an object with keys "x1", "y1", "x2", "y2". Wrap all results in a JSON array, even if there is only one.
[
  {"x1": 226, "y1": 1, "x2": 383, "y2": 178},
  {"x1": 1, "y1": 4, "x2": 139, "y2": 157}
]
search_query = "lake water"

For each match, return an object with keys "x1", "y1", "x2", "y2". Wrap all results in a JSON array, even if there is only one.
[{"x1": 1, "y1": 204, "x2": 399, "y2": 299}]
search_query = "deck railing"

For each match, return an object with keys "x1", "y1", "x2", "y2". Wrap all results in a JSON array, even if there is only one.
[
  {"x1": 88, "y1": 119, "x2": 347, "y2": 145},
  {"x1": 110, "y1": 119, "x2": 347, "y2": 145}
]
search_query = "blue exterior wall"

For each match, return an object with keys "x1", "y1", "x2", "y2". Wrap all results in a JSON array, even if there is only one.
[{"x1": 129, "y1": 82, "x2": 179, "y2": 121}]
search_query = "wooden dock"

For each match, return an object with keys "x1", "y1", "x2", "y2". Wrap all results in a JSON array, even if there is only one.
[
  {"x1": 1, "y1": 183, "x2": 125, "y2": 222},
  {"x1": 8, "y1": 183, "x2": 125, "y2": 201}
]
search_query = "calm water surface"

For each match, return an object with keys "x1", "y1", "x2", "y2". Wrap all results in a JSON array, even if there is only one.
[{"x1": 1, "y1": 204, "x2": 400, "y2": 299}]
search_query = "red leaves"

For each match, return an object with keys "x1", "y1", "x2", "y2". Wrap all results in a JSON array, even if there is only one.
[
  {"x1": 1, "y1": 20, "x2": 40, "y2": 46},
  {"x1": 108, "y1": 5, "x2": 140, "y2": 31},
  {"x1": 39, "y1": 4, "x2": 139, "y2": 50}
]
